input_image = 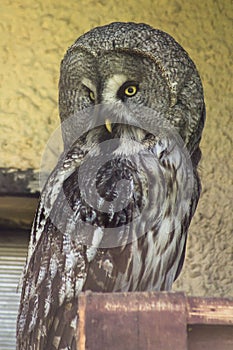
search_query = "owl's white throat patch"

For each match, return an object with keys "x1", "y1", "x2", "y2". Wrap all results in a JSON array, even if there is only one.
[{"x1": 113, "y1": 135, "x2": 145, "y2": 156}]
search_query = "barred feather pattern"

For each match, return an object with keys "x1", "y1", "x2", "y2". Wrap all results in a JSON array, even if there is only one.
[
  {"x1": 16, "y1": 22, "x2": 205, "y2": 350},
  {"x1": 17, "y1": 128, "x2": 201, "y2": 349}
]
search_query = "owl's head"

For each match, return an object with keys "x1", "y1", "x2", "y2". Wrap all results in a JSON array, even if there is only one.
[{"x1": 59, "y1": 22, "x2": 205, "y2": 155}]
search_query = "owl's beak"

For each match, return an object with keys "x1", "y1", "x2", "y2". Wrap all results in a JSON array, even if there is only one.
[{"x1": 105, "y1": 118, "x2": 112, "y2": 133}]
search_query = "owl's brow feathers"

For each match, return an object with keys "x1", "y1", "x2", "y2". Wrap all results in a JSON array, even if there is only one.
[{"x1": 65, "y1": 44, "x2": 184, "y2": 108}]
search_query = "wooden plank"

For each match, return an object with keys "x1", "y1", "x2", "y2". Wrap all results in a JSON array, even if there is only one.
[
  {"x1": 78, "y1": 292, "x2": 187, "y2": 350},
  {"x1": 0, "y1": 168, "x2": 40, "y2": 228},
  {"x1": 187, "y1": 325, "x2": 233, "y2": 350},
  {"x1": 77, "y1": 292, "x2": 233, "y2": 349},
  {"x1": 0, "y1": 196, "x2": 38, "y2": 229},
  {"x1": 187, "y1": 296, "x2": 233, "y2": 325}
]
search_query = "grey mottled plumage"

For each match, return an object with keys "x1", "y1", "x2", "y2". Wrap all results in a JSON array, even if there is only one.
[{"x1": 17, "y1": 22, "x2": 205, "y2": 349}]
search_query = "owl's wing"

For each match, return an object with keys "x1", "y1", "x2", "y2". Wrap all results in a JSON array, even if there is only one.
[
  {"x1": 17, "y1": 142, "x2": 90, "y2": 350},
  {"x1": 17, "y1": 222, "x2": 86, "y2": 349},
  {"x1": 16, "y1": 137, "x2": 137, "y2": 348}
]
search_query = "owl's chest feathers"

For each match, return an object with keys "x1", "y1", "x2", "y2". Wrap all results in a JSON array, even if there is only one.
[
  {"x1": 37, "y1": 125, "x2": 189, "y2": 293},
  {"x1": 85, "y1": 222, "x2": 185, "y2": 292},
  {"x1": 76, "y1": 134, "x2": 187, "y2": 292}
]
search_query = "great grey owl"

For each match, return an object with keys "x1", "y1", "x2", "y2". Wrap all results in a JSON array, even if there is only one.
[{"x1": 17, "y1": 22, "x2": 205, "y2": 349}]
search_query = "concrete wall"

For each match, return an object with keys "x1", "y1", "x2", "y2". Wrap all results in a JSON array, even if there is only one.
[{"x1": 1, "y1": 0, "x2": 232, "y2": 297}]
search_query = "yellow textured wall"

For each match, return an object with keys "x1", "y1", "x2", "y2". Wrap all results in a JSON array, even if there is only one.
[{"x1": 1, "y1": 0, "x2": 232, "y2": 297}]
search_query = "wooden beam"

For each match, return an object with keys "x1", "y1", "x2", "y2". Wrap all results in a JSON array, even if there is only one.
[
  {"x1": 77, "y1": 292, "x2": 233, "y2": 350},
  {"x1": 0, "y1": 196, "x2": 38, "y2": 229},
  {"x1": 187, "y1": 296, "x2": 233, "y2": 325},
  {"x1": 0, "y1": 168, "x2": 40, "y2": 228},
  {"x1": 187, "y1": 296, "x2": 233, "y2": 350},
  {"x1": 187, "y1": 325, "x2": 233, "y2": 350}
]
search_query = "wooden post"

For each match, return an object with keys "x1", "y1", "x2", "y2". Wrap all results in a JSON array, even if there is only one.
[
  {"x1": 187, "y1": 296, "x2": 233, "y2": 350},
  {"x1": 77, "y1": 292, "x2": 233, "y2": 350}
]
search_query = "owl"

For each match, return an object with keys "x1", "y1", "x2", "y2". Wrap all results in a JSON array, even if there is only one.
[{"x1": 17, "y1": 22, "x2": 205, "y2": 349}]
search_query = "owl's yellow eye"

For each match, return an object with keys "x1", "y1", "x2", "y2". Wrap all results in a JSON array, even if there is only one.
[
  {"x1": 117, "y1": 81, "x2": 139, "y2": 101},
  {"x1": 89, "y1": 90, "x2": 95, "y2": 102},
  {"x1": 124, "y1": 85, "x2": 138, "y2": 97}
]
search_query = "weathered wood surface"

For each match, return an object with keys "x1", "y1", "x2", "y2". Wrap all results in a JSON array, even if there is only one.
[
  {"x1": 0, "y1": 195, "x2": 38, "y2": 229},
  {"x1": 77, "y1": 292, "x2": 233, "y2": 350},
  {"x1": 187, "y1": 296, "x2": 233, "y2": 350},
  {"x1": 187, "y1": 295, "x2": 233, "y2": 325},
  {"x1": 0, "y1": 168, "x2": 39, "y2": 228},
  {"x1": 188, "y1": 324, "x2": 233, "y2": 350},
  {"x1": 0, "y1": 168, "x2": 40, "y2": 195}
]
